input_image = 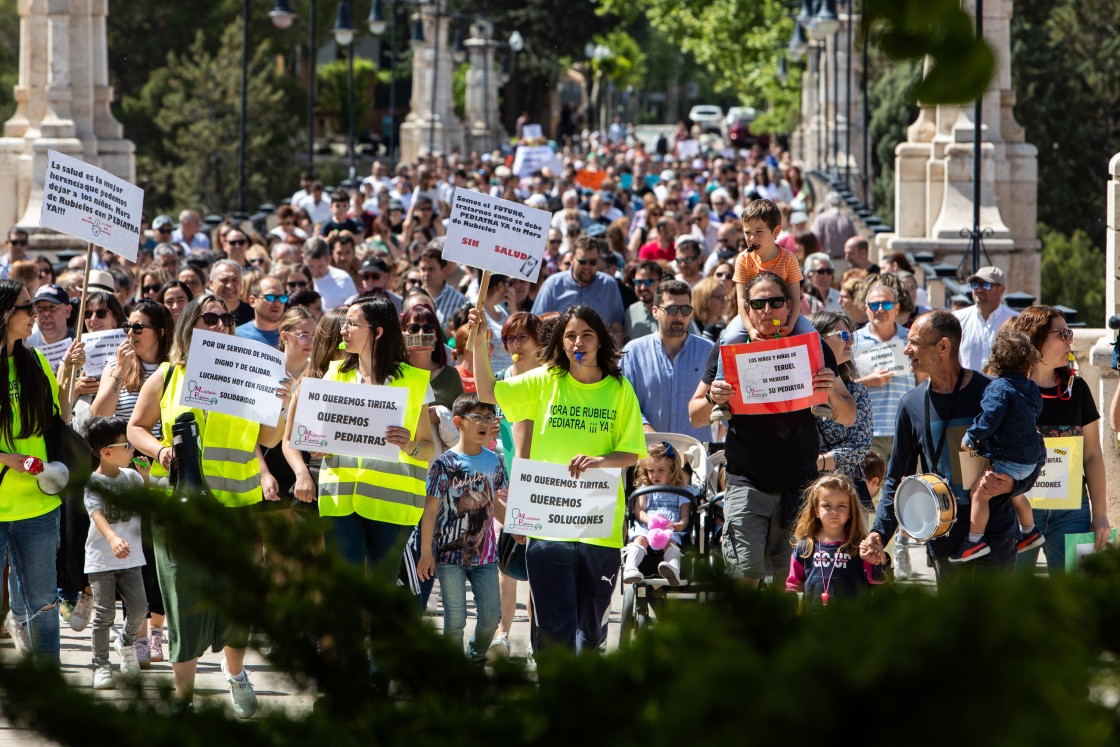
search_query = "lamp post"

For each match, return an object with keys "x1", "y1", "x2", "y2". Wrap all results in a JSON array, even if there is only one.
[
  {"x1": 270, "y1": 0, "x2": 317, "y2": 177},
  {"x1": 238, "y1": 0, "x2": 250, "y2": 214},
  {"x1": 366, "y1": 0, "x2": 395, "y2": 161},
  {"x1": 806, "y1": 0, "x2": 839, "y2": 175},
  {"x1": 332, "y1": 0, "x2": 357, "y2": 180},
  {"x1": 508, "y1": 30, "x2": 523, "y2": 134}
]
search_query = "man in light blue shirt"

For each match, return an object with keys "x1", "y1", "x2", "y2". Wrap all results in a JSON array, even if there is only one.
[
  {"x1": 620, "y1": 279, "x2": 714, "y2": 442},
  {"x1": 532, "y1": 235, "x2": 625, "y2": 340},
  {"x1": 235, "y1": 275, "x2": 285, "y2": 348}
]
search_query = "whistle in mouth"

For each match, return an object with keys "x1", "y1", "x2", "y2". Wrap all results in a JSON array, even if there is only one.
[
  {"x1": 338, "y1": 342, "x2": 347, "y2": 351},
  {"x1": 574, "y1": 351, "x2": 584, "y2": 368},
  {"x1": 512, "y1": 353, "x2": 521, "y2": 363}
]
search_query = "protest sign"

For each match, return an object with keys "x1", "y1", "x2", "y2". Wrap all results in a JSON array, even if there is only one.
[
  {"x1": 574, "y1": 169, "x2": 606, "y2": 191},
  {"x1": 1026, "y1": 436, "x2": 1084, "y2": 509},
  {"x1": 676, "y1": 139, "x2": 700, "y2": 159},
  {"x1": 442, "y1": 191, "x2": 550, "y2": 282},
  {"x1": 289, "y1": 377, "x2": 408, "y2": 460},
  {"x1": 82, "y1": 328, "x2": 128, "y2": 378},
  {"x1": 511, "y1": 145, "x2": 563, "y2": 178},
  {"x1": 721, "y1": 332, "x2": 827, "y2": 415},
  {"x1": 1064, "y1": 529, "x2": 1120, "y2": 572},
  {"x1": 521, "y1": 123, "x2": 543, "y2": 140},
  {"x1": 852, "y1": 338, "x2": 908, "y2": 377},
  {"x1": 504, "y1": 458, "x2": 621, "y2": 540},
  {"x1": 38, "y1": 150, "x2": 144, "y2": 262},
  {"x1": 34, "y1": 337, "x2": 73, "y2": 372},
  {"x1": 178, "y1": 330, "x2": 284, "y2": 424}
]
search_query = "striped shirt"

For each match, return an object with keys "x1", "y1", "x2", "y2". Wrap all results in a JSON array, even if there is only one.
[
  {"x1": 853, "y1": 323, "x2": 916, "y2": 437},
  {"x1": 106, "y1": 359, "x2": 163, "y2": 438},
  {"x1": 433, "y1": 283, "x2": 467, "y2": 328}
]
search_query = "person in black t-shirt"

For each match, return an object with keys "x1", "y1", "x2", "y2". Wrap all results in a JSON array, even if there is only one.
[{"x1": 690, "y1": 272, "x2": 855, "y2": 586}]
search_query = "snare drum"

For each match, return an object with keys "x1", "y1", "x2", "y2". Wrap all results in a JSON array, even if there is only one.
[{"x1": 895, "y1": 473, "x2": 956, "y2": 541}]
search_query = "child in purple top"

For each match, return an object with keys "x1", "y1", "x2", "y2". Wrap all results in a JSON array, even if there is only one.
[
  {"x1": 953, "y1": 329, "x2": 1046, "y2": 563},
  {"x1": 787, "y1": 474, "x2": 888, "y2": 604}
]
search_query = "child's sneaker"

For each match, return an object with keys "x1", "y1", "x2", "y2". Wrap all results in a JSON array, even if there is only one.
[
  {"x1": 486, "y1": 633, "x2": 511, "y2": 663},
  {"x1": 895, "y1": 543, "x2": 912, "y2": 579},
  {"x1": 134, "y1": 636, "x2": 151, "y2": 670},
  {"x1": 69, "y1": 591, "x2": 93, "y2": 632},
  {"x1": 622, "y1": 564, "x2": 644, "y2": 584},
  {"x1": 1017, "y1": 528, "x2": 1046, "y2": 554},
  {"x1": 148, "y1": 627, "x2": 165, "y2": 662},
  {"x1": 92, "y1": 663, "x2": 114, "y2": 690},
  {"x1": 5, "y1": 611, "x2": 31, "y2": 655},
  {"x1": 115, "y1": 638, "x2": 141, "y2": 680},
  {"x1": 221, "y1": 658, "x2": 258, "y2": 719},
  {"x1": 949, "y1": 537, "x2": 991, "y2": 564}
]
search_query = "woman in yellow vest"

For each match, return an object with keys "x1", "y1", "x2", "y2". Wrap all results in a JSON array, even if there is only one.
[
  {"x1": 129, "y1": 292, "x2": 290, "y2": 716},
  {"x1": 0, "y1": 279, "x2": 83, "y2": 661},
  {"x1": 285, "y1": 294, "x2": 435, "y2": 579},
  {"x1": 468, "y1": 304, "x2": 646, "y2": 653}
]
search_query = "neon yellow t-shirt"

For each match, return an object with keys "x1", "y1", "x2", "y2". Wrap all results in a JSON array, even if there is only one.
[
  {"x1": 495, "y1": 366, "x2": 648, "y2": 548},
  {"x1": 0, "y1": 349, "x2": 62, "y2": 522}
]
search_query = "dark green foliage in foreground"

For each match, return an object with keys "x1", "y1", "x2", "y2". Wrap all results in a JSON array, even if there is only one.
[{"x1": 3, "y1": 483, "x2": 1120, "y2": 745}]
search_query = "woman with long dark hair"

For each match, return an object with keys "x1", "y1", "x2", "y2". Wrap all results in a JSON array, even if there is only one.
[
  {"x1": 0, "y1": 279, "x2": 83, "y2": 660},
  {"x1": 469, "y1": 303, "x2": 646, "y2": 653}
]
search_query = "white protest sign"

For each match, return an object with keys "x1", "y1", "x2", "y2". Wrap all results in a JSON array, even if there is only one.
[
  {"x1": 289, "y1": 377, "x2": 408, "y2": 460},
  {"x1": 504, "y1": 458, "x2": 621, "y2": 540},
  {"x1": 521, "y1": 123, "x2": 543, "y2": 140},
  {"x1": 1026, "y1": 436, "x2": 1084, "y2": 509},
  {"x1": 39, "y1": 150, "x2": 144, "y2": 262},
  {"x1": 35, "y1": 337, "x2": 73, "y2": 372},
  {"x1": 178, "y1": 330, "x2": 284, "y2": 424},
  {"x1": 511, "y1": 145, "x2": 563, "y2": 178},
  {"x1": 853, "y1": 338, "x2": 908, "y2": 377},
  {"x1": 442, "y1": 191, "x2": 551, "y2": 282},
  {"x1": 676, "y1": 139, "x2": 700, "y2": 159},
  {"x1": 82, "y1": 328, "x2": 128, "y2": 378}
]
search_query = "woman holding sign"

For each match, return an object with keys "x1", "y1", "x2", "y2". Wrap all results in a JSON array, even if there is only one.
[
  {"x1": 127, "y1": 292, "x2": 291, "y2": 713},
  {"x1": 0, "y1": 279, "x2": 84, "y2": 660},
  {"x1": 1007, "y1": 307, "x2": 1109, "y2": 572},
  {"x1": 468, "y1": 304, "x2": 647, "y2": 654},
  {"x1": 688, "y1": 272, "x2": 854, "y2": 587}
]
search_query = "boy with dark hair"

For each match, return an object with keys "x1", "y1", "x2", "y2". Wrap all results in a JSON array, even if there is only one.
[
  {"x1": 83, "y1": 416, "x2": 149, "y2": 690},
  {"x1": 417, "y1": 394, "x2": 508, "y2": 663}
]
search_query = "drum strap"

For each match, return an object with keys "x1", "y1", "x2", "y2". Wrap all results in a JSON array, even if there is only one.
[{"x1": 923, "y1": 369, "x2": 964, "y2": 478}]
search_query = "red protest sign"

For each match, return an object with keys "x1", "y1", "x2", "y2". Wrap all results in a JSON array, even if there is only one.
[
  {"x1": 720, "y1": 332, "x2": 828, "y2": 415},
  {"x1": 574, "y1": 169, "x2": 606, "y2": 191}
]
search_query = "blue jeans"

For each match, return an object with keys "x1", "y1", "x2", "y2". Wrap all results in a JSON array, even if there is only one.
[
  {"x1": 2, "y1": 507, "x2": 61, "y2": 661},
  {"x1": 323, "y1": 514, "x2": 412, "y2": 584},
  {"x1": 435, "y1": 562, "x2": 500, "y2": 661},
  {"x1": 1015, "y1": 494, "x2": 1092, "y2": 575},
  {"x1": 714, "y1": 314, "x2": 816, "y2": 380}
]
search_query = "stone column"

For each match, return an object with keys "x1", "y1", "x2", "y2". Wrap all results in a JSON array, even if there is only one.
[
  {"x1": 463, "y1": 20, "x2": 506, "y2": 155},
  {"x1": 399, "y1": 0, "x2": 464, "y2": 163}
]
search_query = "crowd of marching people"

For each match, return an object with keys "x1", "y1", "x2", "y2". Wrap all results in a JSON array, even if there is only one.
[{"x1": 0, "y1": 124, "x2": 1113, "y2": 715}]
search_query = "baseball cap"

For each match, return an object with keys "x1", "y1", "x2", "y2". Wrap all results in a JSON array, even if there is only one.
[
  {"x1": 388, "y1": 199, "x2": 404, "y2": 212},
  {"x1": 153, "y1": 215, "x2": 174, "y2": 230},
  {"x1": 967, "y1": 266, "x2": 1005, "y2": 285},
  {"x1": 87, "y1": 270, "x2": 116, "y2": 293},
  {"x1": 34, "y1": 284, "x2": 69, "y2": 306},
  {"x1": 360, "y1": 257, "x2": 389, "y2": 275},
  {"x1": 790, "y1": 211, "x2": 810, "y2": 225}
]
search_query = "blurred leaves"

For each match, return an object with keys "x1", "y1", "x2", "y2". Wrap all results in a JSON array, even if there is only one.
[{"x1": 1039, "y1": 223, "x2": 1106, "y2": 315}]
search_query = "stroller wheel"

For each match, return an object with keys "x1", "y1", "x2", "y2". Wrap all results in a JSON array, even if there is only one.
[{"x1": 619, "y1": 585, "x2": 650, "y2": 647}]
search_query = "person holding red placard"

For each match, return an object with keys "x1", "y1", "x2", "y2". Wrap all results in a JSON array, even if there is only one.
[{"x1": 689, "y1": 272, "x2": 854, "y2": 587}]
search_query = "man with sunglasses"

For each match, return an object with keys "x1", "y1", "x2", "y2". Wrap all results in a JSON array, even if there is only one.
[
  {"x1": 623, "y1": 261, "x2": 665, "y2": 342},
  {"x1": 953, "y1": 265, "x2": 1019, "y2": 372},
  {"x1": 621, "y1": 280, "x2": 714, "y2": 442},
  {"x1": 352, "y1": 257, "x2": 403, "y2": 313},
  {"x1": 235, "y1": 276, "x2": 287, "y2": 347},
  {"x1": 0, "y1": 227, "x2": 30, "y2": 279},
  {"x1": 804, "y1": 252, "x2": 841, "y2": 311},
  {"x1": 222, "y1": 228, "x2": 250, "y2": 267},
  {"x1": 673, "y1": 237, "x2": 704, "y2": 290},
  {"x1": 532, "y1": 236, "x2": 625, "y2": 342}
]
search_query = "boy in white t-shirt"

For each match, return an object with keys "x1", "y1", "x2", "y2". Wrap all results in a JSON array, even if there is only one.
[{"x1": 84, "y1": 416, "x2": 149, "y2": 690}]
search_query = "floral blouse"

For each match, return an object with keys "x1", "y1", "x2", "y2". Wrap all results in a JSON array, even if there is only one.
[{"x1": 815, "y1": 380, "x2": 873, "y2": 481}]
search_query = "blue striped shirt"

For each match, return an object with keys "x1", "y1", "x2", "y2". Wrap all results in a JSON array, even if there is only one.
[
  {"x1": 433, "y1": 284, "x2": 467, "y2": 328},
  {"x1": 620, "y1": 333, "x2": 714, "y2": 442},
  {"x1": 853, "y1": 323, "x2": 916, "y2": 437}
]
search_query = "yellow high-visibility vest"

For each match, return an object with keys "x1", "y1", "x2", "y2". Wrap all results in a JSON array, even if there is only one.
[
  {"x1": 157, "y1": 363, "x2": 263, "y2": 507},
  {"x1": 317, "y1": 360, "x2": 429, "y2": 526}
]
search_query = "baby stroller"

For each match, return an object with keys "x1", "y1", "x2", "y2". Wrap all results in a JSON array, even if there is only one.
[{"x1": 619, "y1": 433, "x2": 723, "y2": 645}]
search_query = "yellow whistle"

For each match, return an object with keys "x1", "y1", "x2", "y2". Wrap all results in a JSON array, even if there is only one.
[
  {"x1": 512, "y1": 353, "x2": 521, "y2": 363},
  {"x1": 338, "y1": 342, "x2": 347, "y2": 351},
  {"x1": 1068, "y1": 352, "x2": 1076, "y2": 363}
]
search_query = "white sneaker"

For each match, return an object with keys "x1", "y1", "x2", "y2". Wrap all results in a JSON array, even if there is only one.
[
  {"x1": 134, "y1": 637, "x2": 151, "y2": 670},
  {"x1": 92, "y1": 663, "x2": 114, "y2": 690},
  {"x1": 622, "y1": 565, "x2": 644, "y2": 584},
  {"x1": 487, "y1": 633, "x2": 511, "y2": 663},
  {"x1": 148, "y1": 627, "x2": 165, "y2": 662},
  {"x1": 115, "y1": 638, "x2": 141, "y2": 680},
  {"x1": 895, "y1": 542, "x2": 912, "y2": 580},
  {"x1": 659, "y1": 546, "x2": 683, "y2": 586},
  {"x1": 221, "y1": 659, "x2": 258, "y2": 719},
  {"x1": 5, "y1": 611, "x2": 32, "y2": 655},
  {"x1": 69, "y1": 591, "x2": 93, "y2": 632}
]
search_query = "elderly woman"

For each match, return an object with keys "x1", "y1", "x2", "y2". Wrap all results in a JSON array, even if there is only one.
[
  {"x1": 689, "y1": 271, "x2": 855, "y2": 586},
  {"x1": 128, "y1": 292, "x2": 291, "y2": 715},
  {"x1": 692, "y1": 276, "x2": 731, "y2": 343}
]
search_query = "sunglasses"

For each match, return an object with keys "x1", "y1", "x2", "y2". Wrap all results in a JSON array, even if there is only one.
[
  {"x1": 141, "y1": 284, "x2": 161, "y2": 294},
  {"x1": 38, "y1": 270, "x2": 52, "y2": 279},
  {"x1": 714, "y1": 271, "x2": 732, "y2": 280},
  {"x1": 867, "y1": 301, "x2": 895, "y2": 312},
  {"x1": 548, "y1": 239, "x2": 563, "y2": 245},
  {"x1": 248, "y1": 258, "x2": 268, "y2": 266},
  {"x1": 201, "y1": 311, "x2": 235, "y2": 328},
  {"x1": 106, "y1": 441, "x2": 132, "y2": 450},
  {"x1": 361, "y1": 272, "x2": 382, "y2": 282},
  {"x1": 12, "y1": 302, "x2": 33, "y2": 314},
  {"x1": 8, "y1": 239, "x2": 28, "y2": 246},
  {"x1": 287, "y1": 280, "x2": 309, "y2": 290},
  {"x1": 228, "y1": 238, "x2": 249, "y2": 246},
  {"x1": 825, "y1": 330, "x2": 852, "y2": 343},
  {"x1": 657, "y1": 304, "x2": 694, "y2": 317},
  {"x1": 406, "y1": 323, "x2": 435, "y2": 334},
  {"x1": 633, "y1": 278, "x2": 656, "y2": 287},
  {"x1": 1050, "y1": 328, "x2": 1074, "y2": 342},
  {"x1": 676, "y1": 255, "x2": 699, "y2": 264},
  {"x1": 84, "y1": 308, "x2": 111, "y2": 320},
  {"x1": 575, "y1": 258, "x2": 597, "y2": 266},
  {"x1": 258, "y1": 293, "x2": 289, "y2": 304},
  {"x1": 157, "y1": 226, "x2": 173, "y2": 233},
  {"x1": 969, "y1": 281, "x2": 994, "y2": 291},
  {"x1": 811, "y1": 267, "x2": 834, "y2": 276},
  {"x1": 122, "y1": 322, "x2": 152, "y2": 334},
  {"x1": 747, "y1": 296, "x2": 788, "y2": 311},
  {"x1": 406, "y1": 278, "x2": 424, "y2": 287}
]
